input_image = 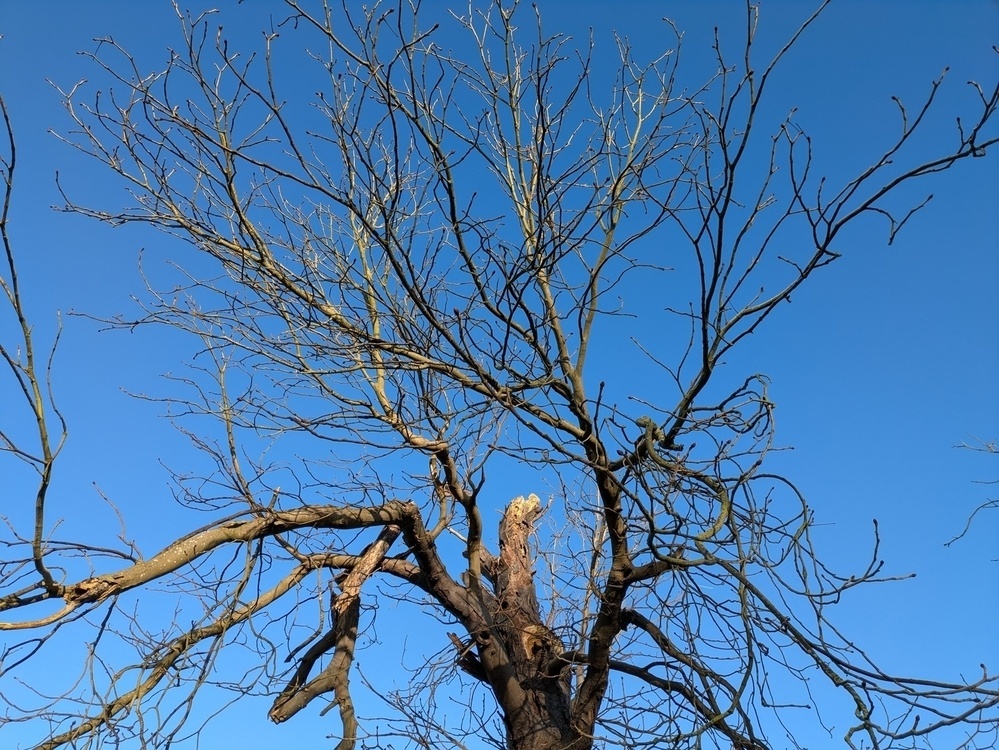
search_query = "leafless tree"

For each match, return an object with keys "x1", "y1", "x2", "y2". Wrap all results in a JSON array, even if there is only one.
[{"x1": 2, "y1": 2, "x2": 998, "y2": 749}]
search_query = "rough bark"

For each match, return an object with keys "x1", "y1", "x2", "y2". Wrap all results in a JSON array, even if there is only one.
[
  {"x1": 269, "y1": 525, "x2": 401, "y2": 741},
  {"x1": 458, "y1": 495, "x2": 579, "y2": 750}
]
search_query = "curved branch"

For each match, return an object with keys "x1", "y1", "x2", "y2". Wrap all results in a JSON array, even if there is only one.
[
  {"x1": 34, "y1": 563, "x2": 311, "y2": 750},
  {"x1": 269, "y1": 525, "x2": 401, "y2": 750}
]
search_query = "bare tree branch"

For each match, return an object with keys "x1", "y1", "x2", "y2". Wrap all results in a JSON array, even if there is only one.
[{"x1": 2, "y1": 3, "x2": 997, "y2": 749}]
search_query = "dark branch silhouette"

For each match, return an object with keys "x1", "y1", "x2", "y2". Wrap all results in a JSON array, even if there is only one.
[{"x1": 2, "y1": 2, "x2": 998, "y2": 749}]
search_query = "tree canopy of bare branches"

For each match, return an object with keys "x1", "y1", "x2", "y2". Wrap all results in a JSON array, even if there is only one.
[{"x1": 2, "y1": 2, "x2": 998, "y2": 749}]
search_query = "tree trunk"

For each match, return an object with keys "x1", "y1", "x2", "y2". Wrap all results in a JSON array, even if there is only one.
[{"x1": 477, "y1": 495, "x2": 586, "y2": 750}]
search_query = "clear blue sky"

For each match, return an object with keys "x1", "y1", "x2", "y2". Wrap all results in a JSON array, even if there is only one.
[{"x1": 1, "y1": 2, "x2": 997, "y2": 748}]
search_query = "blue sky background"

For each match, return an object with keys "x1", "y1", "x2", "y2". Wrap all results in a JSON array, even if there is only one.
[{"x1": 1, "y1": 1, "x2": 997, "y2": 748}]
